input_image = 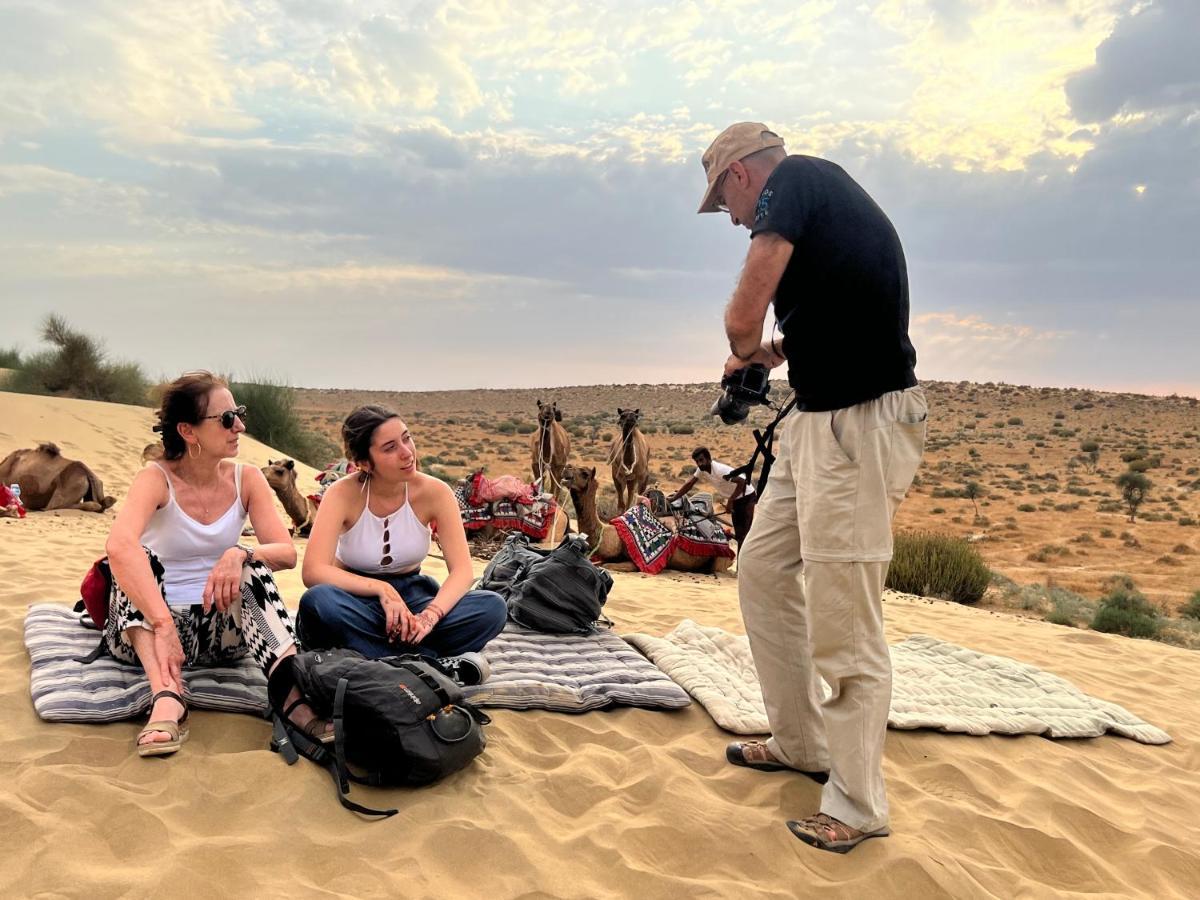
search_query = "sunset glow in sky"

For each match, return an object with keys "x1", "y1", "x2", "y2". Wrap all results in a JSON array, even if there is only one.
[{"x1": 1, "y1": 1, "x2": 1196, "y2": 394}]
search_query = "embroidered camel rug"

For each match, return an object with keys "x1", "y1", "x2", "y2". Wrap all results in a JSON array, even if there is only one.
[{"x1": 624, "y1": 619, "x2": 1170, "y2": 744}]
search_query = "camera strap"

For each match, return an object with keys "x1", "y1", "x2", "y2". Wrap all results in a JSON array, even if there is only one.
[{"x1": 728, "y1": 396, "x2": 796, "y2": 498}]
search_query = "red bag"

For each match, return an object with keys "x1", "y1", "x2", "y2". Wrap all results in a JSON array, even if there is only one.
[{"x1": 79, "y1": 557, "x2": 113, "y2": 628}]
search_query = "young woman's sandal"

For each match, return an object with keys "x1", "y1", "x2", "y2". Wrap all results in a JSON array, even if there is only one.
[
  {"x1": 137, "y1": 689, "x2": 189, "y2": 758},
  {"x1": 282, "y1": 697, "x2": 335, "y2": 745},
  {"x1": 786, "y1": 813, "x2": 890, "y2": 854}
]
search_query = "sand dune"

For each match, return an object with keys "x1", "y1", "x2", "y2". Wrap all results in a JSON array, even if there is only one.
[{"x1": 2, "y1": 391, "x2": 1198, "y2": 898}]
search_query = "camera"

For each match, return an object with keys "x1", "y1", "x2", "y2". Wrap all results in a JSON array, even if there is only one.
[{"x1": 710, "y1": 363, "x2": 771, "y2": 425}]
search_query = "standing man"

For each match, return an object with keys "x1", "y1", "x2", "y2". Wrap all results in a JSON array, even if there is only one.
[
  {"x1": 667, "y1": 446, "x2": 756, "y2": 551},
  {"x1": 698, "y1": 123, "x2": 926, "y2": 853}
]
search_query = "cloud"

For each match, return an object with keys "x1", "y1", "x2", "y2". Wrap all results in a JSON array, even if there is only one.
[{"x1": 1066, "y1": 0, "x2": 1200, "y2": 122}]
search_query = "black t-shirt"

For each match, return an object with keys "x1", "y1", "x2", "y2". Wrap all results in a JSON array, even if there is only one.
[{"x1": 751, "y1": 155, "x2": 917, "y2": 411}]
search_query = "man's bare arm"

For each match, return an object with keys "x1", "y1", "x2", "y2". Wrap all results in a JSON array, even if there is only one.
[{"x1": 724, "y1": 232, "x2": 794, "y2": 359}]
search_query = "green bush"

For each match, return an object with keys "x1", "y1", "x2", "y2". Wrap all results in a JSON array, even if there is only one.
[
  {"x1": 885, "y1": 531, "x2": 991, "y2": 604},
  {"x1": 668, "y1": 423, "x2": 695, "y2": 435},
  {"x1": 1090, "y1": 579, "x2": 1160, "y2": 639},
  {"x1": 515, "y1": 423, "x2": 536, "y2": 434},
  {"x1": 497, "y1": 421, "x2": 517, "y2": 435},
  {"x1": 1181, "y1": 591, "x2": 1200, "y2": 622},
  {"x1": 6, "y1": 314, "x2": 151, "y2": 405},
  {"x1": 0, "y1": 347, "x2": 21, "y2": 368},
  {"x1": 229, "y1": 378, "x2": 338, "y2": 467}
]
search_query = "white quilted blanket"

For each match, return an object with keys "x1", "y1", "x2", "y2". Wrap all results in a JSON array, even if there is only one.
[{"x1": 625, "y1": 620, "x2": 1170, "y2": 744}]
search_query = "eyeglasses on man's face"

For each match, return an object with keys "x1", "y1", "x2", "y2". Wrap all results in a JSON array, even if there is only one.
[{"x1": 714, "y1": 169, "x2": 731, "y2": 213}]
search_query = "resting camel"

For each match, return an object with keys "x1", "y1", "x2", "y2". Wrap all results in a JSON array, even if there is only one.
[
  {"x1": 530, "y1": 400, "x2": 570, "y2": 500},
  {"x1": 0, "y1": 443, "x2": 116, "y2": 513},
  {"x1": 262, "y1": 458, "x2": 317, "y2": 537},
  {"x1": 609, "y1": 408, "x2": 650, "y2": 513},
  {"x1": 561, "y1": 464, "x2": 731, "y2": 574}
]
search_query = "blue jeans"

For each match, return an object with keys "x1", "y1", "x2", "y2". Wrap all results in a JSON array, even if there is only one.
[{"x1": 297, "y1": 571, "x2": 507, "y2": 661}]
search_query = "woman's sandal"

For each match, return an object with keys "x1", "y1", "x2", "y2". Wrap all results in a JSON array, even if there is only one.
[
  {"x1": 136, "y1": 689, "x2": 190, "y2": 758},
  {"x1": 282, "y1": 697, "x2": 335, "y2": 745},
  {"x1": 786, "y1": 813, "x2": 890, "y2": 854}
]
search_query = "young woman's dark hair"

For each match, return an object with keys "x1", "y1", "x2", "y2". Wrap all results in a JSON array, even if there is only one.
[
  {"x1": 153, "y1": 371, "x2": 228, "y2": 461},
  {"x1": 341, "y1": 405, "x2": 402, "y2": 478}
]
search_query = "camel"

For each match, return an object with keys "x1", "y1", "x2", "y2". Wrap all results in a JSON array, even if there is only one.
[
  {"x1": 530, "y1": 400, "x2": 570, "y2": 501},
  {"x1": 0, "y1": 443, "x2": 116, "y2": 513},
  {"x1": 561, "y1": 464, "x2": 731, "y2": 574},
  {"x1": 609, "y1": 408, "x2": 650, "y2": 513},
  {"x1": 262, "y1": 458, "x2": 317, "y2": 537}
]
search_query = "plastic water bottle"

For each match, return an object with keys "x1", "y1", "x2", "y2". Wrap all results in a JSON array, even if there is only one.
[{"x1": 9, "y1": 483, "x2": 25, "y2": 518}]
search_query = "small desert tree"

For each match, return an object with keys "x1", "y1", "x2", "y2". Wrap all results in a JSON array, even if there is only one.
[
  {"x1": 963, "y1": 481, "x2": 982, "y2": 521},
  {"x1": 1079, "y1": 439, "x2": 1100, "y2": 473},
  {"x1": 1115, "y1": 471, "x2": 1151, "y2": 522}
]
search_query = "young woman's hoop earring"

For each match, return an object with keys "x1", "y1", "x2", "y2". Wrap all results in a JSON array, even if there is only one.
[{"x1": 188, "y1": 442, "x2": 199, "y2": 460}]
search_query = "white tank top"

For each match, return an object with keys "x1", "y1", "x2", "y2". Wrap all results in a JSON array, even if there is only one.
[
  {"x1": 336, "y1": 480, "x2": 430, "y2": 574},
  {"x1": 141, "y1": 462, "x2": 248, "y2": 608}
]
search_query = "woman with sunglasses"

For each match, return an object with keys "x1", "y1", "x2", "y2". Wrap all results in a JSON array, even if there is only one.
[
  {"x1": 105, "y1": 371, "x2": 331, "y2": 757},
  {"x1": 297, "y1": 405, "x2": 506, "y2": 683}
]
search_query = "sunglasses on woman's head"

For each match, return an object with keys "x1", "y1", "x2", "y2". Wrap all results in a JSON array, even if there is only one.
[{"x1": 203, "y1": 406, "x2": 248, "y2": 429}]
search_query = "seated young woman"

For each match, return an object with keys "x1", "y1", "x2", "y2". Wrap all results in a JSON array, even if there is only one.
[
  {"x1": 297, "y1": 405, "x2": 506, "y2": 683},
  {"x1": 105, "y1": 371, "x2": 331, "y2": 757}
]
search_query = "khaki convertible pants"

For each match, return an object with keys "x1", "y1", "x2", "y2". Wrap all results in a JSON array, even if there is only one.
[{"x1": 737, "y1": 386, "x2": 926, "y2": 832}]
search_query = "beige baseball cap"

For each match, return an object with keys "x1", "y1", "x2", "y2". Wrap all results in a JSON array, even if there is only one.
[{"x1": 697, "y1": 122, "x2": 786, "y2": 214}]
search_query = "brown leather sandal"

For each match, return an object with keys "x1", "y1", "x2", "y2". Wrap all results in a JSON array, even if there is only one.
[
  {"x1": 787, "y1": 813, "x2": 890, "y2": 854},
  {"x1": 726, "y1": 741, "x2": 829, "y2": 783},
  {"x1": 282, "y1": 697, "x2": 334, "y2": 745},
  {"x1": 137, "y1": 689, "x2": 189, "y2": 758}
]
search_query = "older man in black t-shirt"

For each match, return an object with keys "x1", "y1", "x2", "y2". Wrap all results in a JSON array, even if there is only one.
[{"x1": 697, "y1": 122, "x2": 927, "y2": 854}]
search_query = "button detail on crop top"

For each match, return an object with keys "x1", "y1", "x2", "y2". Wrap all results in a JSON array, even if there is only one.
[{"x1": 336, "y1": 481, "x2": 431, "y2": 574}]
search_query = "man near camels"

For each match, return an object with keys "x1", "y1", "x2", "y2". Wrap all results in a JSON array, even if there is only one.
[
  {"x1": 667, "y1": 446, "x2": 756, "y2": 551},
  {"x1": 697, "y1": 122, "x2": 927, "y2": 853}
]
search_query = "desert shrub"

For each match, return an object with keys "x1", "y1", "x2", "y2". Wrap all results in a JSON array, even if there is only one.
[
  {"x1": 667, "y1": 423, "x2": 695, "y2": 435},
  {"x1": 7, "y1": 314, "x2": 151, "y2": 406},
  {"x1": 1120, "y1": 450, "x2": 1144, "y2": 463},
  {"x1": 229, "y1": 379, "x2": 338, "y2": 467},
  {"x1": 1046, "y1": 589, "x2": 1097, "y2": 628},
  {"x1": 1090, "y1": 580, "x2": 1160, "y2": 639},
  {"x1": 885, "y1": 531, "x2": 991, "y2": 604},
  {"x1": 1007, "y1": 416, "x2": 1023, "y2": 426},
  {"x1": 1017, "y1": 503, "x2": 1036, "y2": 512},
  {"x1": 497, "y1": 421, "x2": 517, "y2": 435},
  {"x1": 601, "y1": 432, "x2": 614, "y2": 442},
  {"x1": 1179, "y1": 517, "x2": 1197, "y2": 527},
  {"x1": 1181, "y1": 591, "x2": 1200, "y2": 621},
  {"x1": 515, "y1": 423, "x2": 536, "y2": 434},
  {"x1": 0, "y1": 347, "x2": 21, "y2": 368}
]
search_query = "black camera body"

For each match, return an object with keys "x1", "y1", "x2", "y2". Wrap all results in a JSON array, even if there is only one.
[{"x1": 711, "y1": 363, "x2": 772, "y2": 425}]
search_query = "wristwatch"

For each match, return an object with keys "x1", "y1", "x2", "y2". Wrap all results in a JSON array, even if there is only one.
[{"x1": 236, "y1": 543, "x2": 255, "y2": 565}]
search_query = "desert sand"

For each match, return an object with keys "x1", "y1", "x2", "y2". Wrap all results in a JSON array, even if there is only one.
[{"x1": 2, "y1": 391, "x2": 1199, "y2": 898}]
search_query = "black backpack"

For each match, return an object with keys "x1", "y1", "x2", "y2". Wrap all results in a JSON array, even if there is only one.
[
  {"x1": 270, "y1": 649, "x2": 490, "y2": 818},
  {"x1": 482, "y1": 534, "x2": 614, "y2": 634}
]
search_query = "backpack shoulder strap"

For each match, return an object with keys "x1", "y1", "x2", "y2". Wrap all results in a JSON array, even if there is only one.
[{"x1": 268, "y1": 680, "x2": 397, "y2": 818}]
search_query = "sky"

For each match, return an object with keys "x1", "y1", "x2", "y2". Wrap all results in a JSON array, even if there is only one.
[{"x1": 0, "y1": 0, "x2": 1196, "y2": 395}]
